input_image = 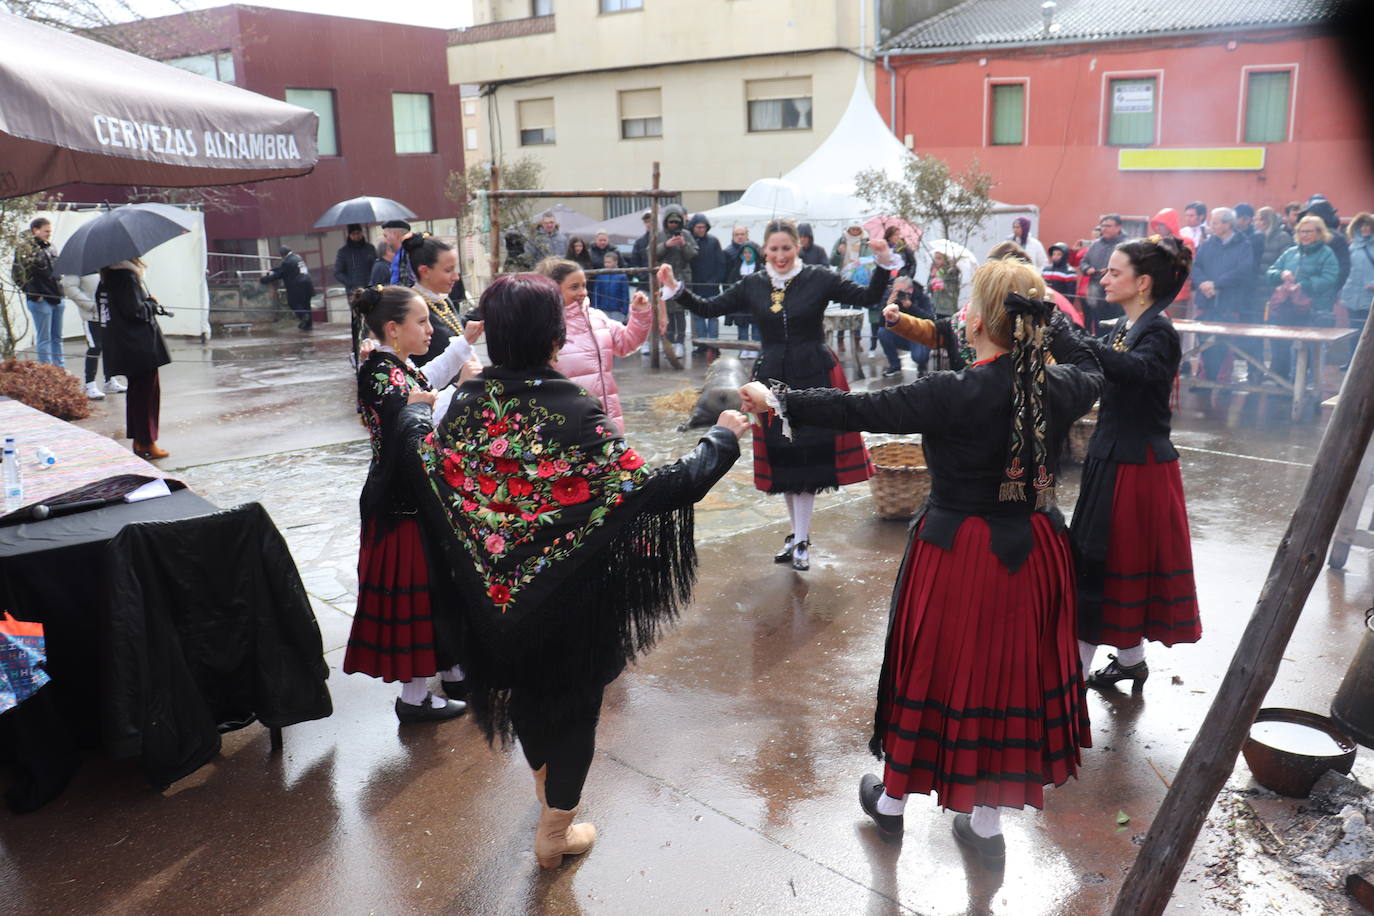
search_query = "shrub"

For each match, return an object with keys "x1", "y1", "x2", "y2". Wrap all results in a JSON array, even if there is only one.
[{"x1": 0, "y1": 360, "x2": 92, "y2": 421}]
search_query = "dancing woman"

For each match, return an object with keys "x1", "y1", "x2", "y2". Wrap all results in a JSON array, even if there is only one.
[
  {"x1": 740, "y1": 258, "x2": 1103, "y2": 869},
  {"x1": 657, "y1": 218, "x2": 897, "y2": 571},
  {"x1": 401, "y1": 274, "x2": 747, "y2": 868},
  {"x1": 396, "y1": 234, "x2": 467, "y2": 369},
  {"x1": 343, "y1": 286, "x2": 469, "y2": 723},
  {"x1": 1071, "y1": 236, "x2": 1201, "y2": 692}
]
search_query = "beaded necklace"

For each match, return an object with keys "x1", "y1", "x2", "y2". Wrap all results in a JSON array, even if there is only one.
[{"x1": 414, "y1": 285, "x2": 462, "y2": 334}]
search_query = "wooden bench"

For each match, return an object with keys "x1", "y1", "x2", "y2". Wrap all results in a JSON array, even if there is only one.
[{"x1": 1171, "y1": 319, "x2": 1358, "y2": 420}]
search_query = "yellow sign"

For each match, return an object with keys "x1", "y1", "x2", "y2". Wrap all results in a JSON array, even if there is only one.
[{"x1": 1118, "y1": 148, "x2": 1266, "y2": 171}]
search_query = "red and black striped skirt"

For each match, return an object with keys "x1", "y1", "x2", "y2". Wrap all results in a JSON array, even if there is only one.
[
  {"x1": 878, "y1": 514, "x2": 1090, "y2": 813},
  {"x1": 752, "y1": 351, "x2": 873, "y2": 493},
  {"x1": 1082, "y1": 450, "x2": 1200, "y2": 648},
  {"x1": 343, "y1": 517, "x2": 440, "y2": 683}
]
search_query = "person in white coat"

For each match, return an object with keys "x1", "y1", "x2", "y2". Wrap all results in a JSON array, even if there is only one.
[
  {"x1": 1010, "y1": 217, "x2": 1049, "y2": 270},
  {"x1": 62, "y1": 272, "x2": 126, "y2": 400}
]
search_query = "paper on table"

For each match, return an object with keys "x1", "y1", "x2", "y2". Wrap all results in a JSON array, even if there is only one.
[{"x1": 124, "y1": 478, "x2": 172, "y2": 503}]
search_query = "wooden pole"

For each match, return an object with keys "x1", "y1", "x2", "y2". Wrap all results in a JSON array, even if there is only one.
[
  {"x1": 482, "y1": 189, "x2": 680, "y2": 199},
  {"x1": 1111, "y1": 312, "x2": 1374, "y2": 915},
  {"x1": 487, "y1": 163, "x2": 500, "y2": 280},
  {"x1": 648, "y1": 161, "x2": 661, "y2": 370}
]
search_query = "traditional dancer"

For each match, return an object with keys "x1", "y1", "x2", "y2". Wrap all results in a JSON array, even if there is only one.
[
  {"x1": 395, "y1": 234, "x2": 467, "y2": 369},
  {"x1": 536, "y1": 257, "x2": 652, "y2": 434},
  {"x1": 657, "y1": 218, "x2": 894, "y2": 571},
  {"x1": 740, "y1": 258, "x2": 1103, "y2": 869},
  {"x1": 344, "y1": 286, "x2": 468, "y2": 723},
  {"x1": 1071, "y1": 236, "x2": 1201, "y2": 692},
  {"x1": 400, "y1": 274, "x2": 748, "y2": 868}
]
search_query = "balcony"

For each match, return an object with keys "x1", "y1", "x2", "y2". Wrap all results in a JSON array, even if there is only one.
[{"x1": 448, "y1": 15, "x2": 554, "y2": 46}]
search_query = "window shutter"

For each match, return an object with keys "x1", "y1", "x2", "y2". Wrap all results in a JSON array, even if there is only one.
[{"x1": 990, "y1": 84, "x2": 1024, "y2": 145}]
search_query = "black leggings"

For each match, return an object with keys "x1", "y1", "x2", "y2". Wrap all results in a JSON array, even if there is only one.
[
  {"x1": 84, "y1": 321, "x2": 105, "y2": 384},
  {"x1": 509, "y1": 683, "x2": 604, "y2": 810}
]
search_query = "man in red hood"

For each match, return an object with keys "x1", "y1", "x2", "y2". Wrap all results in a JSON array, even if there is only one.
[{"x1": 1149, "y1": 207, "x2": 1194, "y2": 314}]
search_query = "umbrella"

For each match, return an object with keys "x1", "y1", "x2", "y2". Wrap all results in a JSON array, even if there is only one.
[
  {"x1": 54, "y1": 203, "x2": 197, "y2": 276},
  {"x1": 862, "y1": 215, "x2": 921, "y2": 250},
  {"x1": 923, "y1": 238, "x2": 978, "y2": 266},
  {"x1": 0, "y1": 10, "x2": 316, "y2": 199},
  {"x1": 313, "y1": 196, "x2": 417, "y2": 229}
]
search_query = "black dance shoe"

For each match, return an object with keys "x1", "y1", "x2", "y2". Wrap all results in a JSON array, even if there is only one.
[
  {"x1": 395, "y1": 693, "x2": 467, "y2": 724},
  {"x1": 774, "y1": 534, "x2": 796, "y2": 563},
  {"x1": 1085, "y1": 654, "x2": 1149, "y2": 693},
  {"x1": 791, "y1": 540, "x2": 811, "y2": 571},
  {"x1": 441, "y1": 679, "x2": 467, "y2": 702},
  {"x1": 858, "y1": 773, "x2": 904, "y2": 837},
  {"x1": 952, "y1": 813, "x2": 1006, "y2": 870}
]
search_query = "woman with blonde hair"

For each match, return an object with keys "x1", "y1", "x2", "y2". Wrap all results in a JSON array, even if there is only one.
[
  {"x1": 740, "y1": 257, "x2": 1102, "y2": 869},
  {"x1": 1266, "y1": 214, "x2": 1340, "y2": 379}
]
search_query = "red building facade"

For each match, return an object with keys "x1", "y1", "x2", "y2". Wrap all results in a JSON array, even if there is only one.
[
  {"x1": 878, "y1": 16, "x2": 1374, "y2": 245},
  {"x1": 87, "y1": 5, "x2": 464, "y2": 250}
]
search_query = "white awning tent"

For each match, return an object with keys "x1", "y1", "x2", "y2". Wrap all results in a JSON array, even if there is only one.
[{"x1": 700, "y1": 72, "x2": 1039, "y2": 296}]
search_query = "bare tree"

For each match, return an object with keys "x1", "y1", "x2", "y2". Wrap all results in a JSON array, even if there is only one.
[
  {"x1": 854, "y1": 154, "x2": 996, "y2": 257},
  {"x1": 446, "y1": 155, "x2": 545, "y2": 242}
]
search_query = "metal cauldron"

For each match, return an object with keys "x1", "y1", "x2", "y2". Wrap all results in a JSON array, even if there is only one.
[{"x1": 1331, "y1": 608, "x2": 1374, "y2": 749}]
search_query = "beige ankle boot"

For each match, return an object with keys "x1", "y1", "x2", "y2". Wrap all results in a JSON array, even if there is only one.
[
  {"x1": 532, "y1": 765, "x2": 547, "y2": 806},
  {"x1": 534, "y1": 804, "x2": 596, "y2": 869}
]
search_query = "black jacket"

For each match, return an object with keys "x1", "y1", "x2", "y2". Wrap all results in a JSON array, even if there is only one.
[
  {"x1": 687, "y1": 215, "x2": 727, "y2": 291},
  {"x1": 369, "y1": 257, "x2": 394, "y2": 287},
  {"x1": 1194, "y1": 231, "x2": 1255, "y2": 320},
  {"x1": 797, "y1": 243, "x2": 828, "y2": 267},
  {"x1": 12, "y1": 235, "x2": 62, "y2": 304},
  {"x1": 103, "y1": 502, "x2": 333, "y2": 788},
  {"x1": 781, "y1": 329, "x2": 1103, "y2": 572},
  {"x1": 96, "y1": 268, "x2": 171, "y2": 377},
  {"x1": 1079, "y1": 304, "x2": 1181, "y2": 464},
  {"x1": 333, "y1": 239, "x2": 377, "y2": 290},
  {"x1": 262, "y1": 252, "x2": 315, "y2": 301}
]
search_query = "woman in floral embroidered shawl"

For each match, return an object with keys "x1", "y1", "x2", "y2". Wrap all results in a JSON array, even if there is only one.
[{"x1": 399, "y1": 273, "x2": 749, "y2": 869}]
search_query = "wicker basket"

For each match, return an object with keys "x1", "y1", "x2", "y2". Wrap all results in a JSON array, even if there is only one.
[{"x1": 868, "y1": 441, "x2": 930, "y2": 519}]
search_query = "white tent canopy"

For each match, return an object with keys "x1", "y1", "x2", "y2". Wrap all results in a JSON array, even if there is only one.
[{"x1": 700, "y1": 71, "x2": 1038, "y2": 294}]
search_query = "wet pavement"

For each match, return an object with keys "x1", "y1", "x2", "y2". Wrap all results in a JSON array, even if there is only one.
[{"x1": 2, "y1": 328, "x2": 1372, "y2": 914}]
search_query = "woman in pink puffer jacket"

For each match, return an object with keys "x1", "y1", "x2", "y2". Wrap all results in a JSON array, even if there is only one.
[{"x1": 538, "y1": 258, "x2": 652, "y2": 433}]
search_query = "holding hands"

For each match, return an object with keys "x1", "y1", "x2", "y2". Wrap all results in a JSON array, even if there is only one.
[
  {"x1": 715, "y1": 410, "x2": 751, "y2": 438},
  {"x1": 407, "y1": 388, "x2": 438, "y2": 407},
  {"x1": 738, "y1": 381, "x2": 772, "y2": 415},
  {"x1": 656, "y1": 263, "x2": 676, "y2": 289},
  {"x1": 463, "y1": 319, "x2": 485, "y2": 343}
]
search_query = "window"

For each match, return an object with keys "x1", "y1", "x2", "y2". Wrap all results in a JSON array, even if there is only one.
[
  {"x1": 989, "y1": 83, "x2": 1025, "y2": 145},
  {"x1": 392, "y1": 93, "x2": 433, "y2": 153},
  {"x1": 604, "y1": 195, "x2": 680, "y2": 219},
  {"x1": 532, "y1": 0, "x2": 552, "y2": 15},
  {"x1": 1107, "y1": 77, "x2": 1156, "y2": 146},
  {"x1": 600, "y1": 0, "x2": 642, "y2": 10},
  {"x1": 747, "y1": 77, "x2": 812, "y2": 132},
  {"x1": 285, "y1": 88, "x2": 338, "y2": 156},
  {"x1": 619, "y1": 88, "x2": 662, "y2": 139},
  {"x1": 465, "y1": 127, "x2": 478, "y2": 150},
  {"x1": 164, "y1": 51, "x2": 234, "y2": 83},
  {"x1": 464, "y1": 101, "x2": 476, "y2": 117},
  {"x1": 1245, "y1": 71, "x2": 1292, "y2": 143},
  {"x1": 718, "y1": 190, "x2": 744, "y2": 206},
  {"x1": 518, "y1": 98, "x2": 555, "y2": 146}
]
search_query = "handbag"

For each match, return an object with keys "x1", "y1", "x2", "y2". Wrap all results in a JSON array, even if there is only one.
[
  {"x1": 0, "y1": 612, "x2": 50, "y2": 715},
  {"x1": 1267, "y1": 281, "x2": 1311, "y2": 323}
]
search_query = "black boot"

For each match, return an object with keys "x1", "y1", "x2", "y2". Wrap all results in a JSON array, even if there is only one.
[
  {"x1": 773, "y1": 534, "x2": 796, "y2": 564},
  {"x1": 1085, "y1": 654, "x2": 1149, "y2": 693},
  {"x1": 858, "y1": 773, "x2": 904, "y2": 837}
]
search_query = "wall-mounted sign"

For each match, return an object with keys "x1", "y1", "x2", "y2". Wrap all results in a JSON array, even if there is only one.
[
  {"x1": 1118, "y1": 148, "x2": 1266, "y2": 171},
  {"x1": 1113, "y1": 82, "x2": 1154, "y2": 114}
]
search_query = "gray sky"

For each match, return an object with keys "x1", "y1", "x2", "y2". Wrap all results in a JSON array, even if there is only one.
[{"x1": 132, "y1": 0, "x2": 474, "y2": 28}]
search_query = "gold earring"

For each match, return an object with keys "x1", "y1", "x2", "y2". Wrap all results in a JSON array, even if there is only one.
[{"x1": 1138, "y1": 291, "x2": 1147, "y2": 308}]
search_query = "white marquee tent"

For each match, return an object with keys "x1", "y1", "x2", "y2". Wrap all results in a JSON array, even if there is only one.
[{"x1": 700, "y1": 72, "x2": 1039, "y2": 294}]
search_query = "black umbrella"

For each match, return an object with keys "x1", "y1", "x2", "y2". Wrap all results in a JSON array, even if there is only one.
[
  {"x1": 54, "y1": 203, "x2": 197, "y2": 276},
  {"x1": 313, "y1": 196, "x2": 417, "y2": 229}
]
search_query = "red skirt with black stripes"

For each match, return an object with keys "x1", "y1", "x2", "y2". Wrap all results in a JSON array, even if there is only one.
[
  {"x1": 343, "y1": 517, "x2": 439, "y2": 682},
  {"x1": 752, "y1": 351, "x2": 873, "y2": 493},
  {"x1": 1089, "y1": 450, "x2": 1201, "y2": 648},
  {"x1": 878, "y1": 514, "x2": 1090, "y2": 813}
]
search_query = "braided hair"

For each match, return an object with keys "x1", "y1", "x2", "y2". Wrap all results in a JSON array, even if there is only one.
[{"x1": 970, "y1": 260, "x2": 1058, "y2": 507}]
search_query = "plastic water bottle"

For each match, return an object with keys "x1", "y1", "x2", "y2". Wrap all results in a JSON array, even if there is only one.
[
  {"x1": 3, "y1": 437, "x2": 22, "y2": 510},
  {"x1": 34, "y1": 447, "x2": 55, "y2": 468}
]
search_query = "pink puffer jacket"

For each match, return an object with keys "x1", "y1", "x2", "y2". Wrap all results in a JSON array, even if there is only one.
[{"x1": 552, "y1": 299, "x2": 651, "y2": 433}]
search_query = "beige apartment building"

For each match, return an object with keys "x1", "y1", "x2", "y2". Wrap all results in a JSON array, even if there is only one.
[{"x1": 448, "y1": 0, "x2": 881, "y2": 219}]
